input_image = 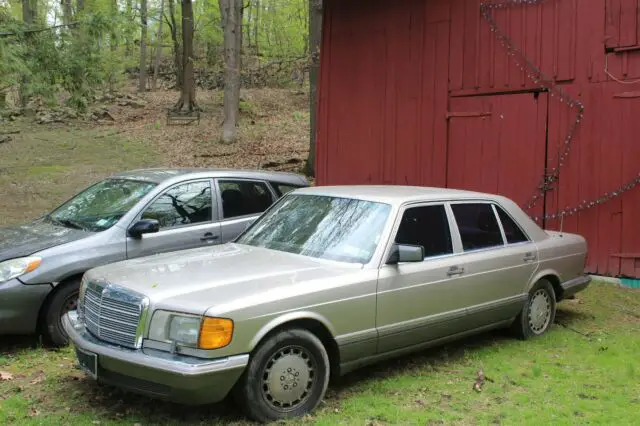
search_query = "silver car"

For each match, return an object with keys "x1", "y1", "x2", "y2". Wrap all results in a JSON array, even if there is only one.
[
  {"x1": 0, "y1": 168, "x2": 309, "y2": 346},
  {"x1": 63, "y1": 185, "x2": 591, "y2": 422}
]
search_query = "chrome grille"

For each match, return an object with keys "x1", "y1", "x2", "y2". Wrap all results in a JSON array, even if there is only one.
[{"x1": 82, "y1": 280, "x2": 148, "y2": 349}]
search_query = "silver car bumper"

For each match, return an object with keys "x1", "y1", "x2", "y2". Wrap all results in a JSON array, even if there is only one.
[
  {"x1": 560, "y1": 275, "x2": 592, "y2": 299},
  {"x1": 0, "y1": 279, "x2": 51, "y2": 335},
  {"x1": 62, "y1": 311, "x2": 249, "y2": 405}
]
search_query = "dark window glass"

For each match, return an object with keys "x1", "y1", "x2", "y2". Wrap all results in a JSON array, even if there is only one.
[
  {"x1": 496, "y1": 206, "x2": 528, "y2": 244},
  {"x1": 141, "y1": 181, "x2": 212, "y2": 229},
  {"x1": 395, "y1": 205, "x2": 453, "y2": 259},
  {"x1": 451, "y1": 203, "x2": 504, "y2": 251},
  {"x1": 219, "y1": 180, "x2": 273, "y2": 219},
  {"x1": 271, "y1": 182, "x2": 302, "y2": 197}
]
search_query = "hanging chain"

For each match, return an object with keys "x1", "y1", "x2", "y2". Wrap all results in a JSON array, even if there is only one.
[{"x1": 480, "y1": 0, "x2": 640, "y2": 222}]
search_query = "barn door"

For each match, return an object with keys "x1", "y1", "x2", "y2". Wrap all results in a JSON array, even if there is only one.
[{"x1": 446, "y1": 93, "x2": 549, "y2": 220}]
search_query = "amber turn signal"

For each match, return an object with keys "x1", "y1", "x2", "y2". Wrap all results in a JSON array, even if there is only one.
[{"x1": 198, "y1": 317, "x2": 234, "y2": 349}]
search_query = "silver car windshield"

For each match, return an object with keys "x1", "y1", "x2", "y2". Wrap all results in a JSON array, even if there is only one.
[
  {"x1": 237, "y1": 194, "x2": 391, "y2": 264},
  {"x1": 47, "y1": 179, "x2": 157, "y2": 232}
]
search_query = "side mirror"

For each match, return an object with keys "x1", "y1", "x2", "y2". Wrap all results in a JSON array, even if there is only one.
[
  {"x1": 128, "y1": 219, "x2": 160, "y2": 239},
  {"x1": 387, "y1": 243, "x2": 424, "y2": 265}
]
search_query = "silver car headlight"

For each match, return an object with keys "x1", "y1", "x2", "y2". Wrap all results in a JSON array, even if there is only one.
[
  {"x1": 148, "y1": 310, "x2": 234, "y2": 349},
  {"x1": 149, "y1": 311, "x2": 201, "y2": 347},
  {"x1": 0, "y1": 257, "x2": 42, "y2": 283}
]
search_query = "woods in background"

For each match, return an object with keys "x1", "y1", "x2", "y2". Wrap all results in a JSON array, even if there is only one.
[{"x1": 0, "y1": 0, "x2": 319, "y2": 163}]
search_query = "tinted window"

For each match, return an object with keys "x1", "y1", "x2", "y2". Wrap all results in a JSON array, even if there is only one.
[
  {"x1": 496, "y1": 206, "x2": 528, "y2": 244},
  {"x1": 395, "y1": 205, "x2": 453, "y2": 259},
  {"x1": 141, "y1": 181, "x2": 212, "y2": 229},
  {"x1": 219, "y1": 180, "x2": 273, "y2": 219},
  {"x1": 451, "y1": 203, "x2": 504, "y2": 251},
  {"x1": 271, "y1": 183, "x2": 302, "y2": 197}
]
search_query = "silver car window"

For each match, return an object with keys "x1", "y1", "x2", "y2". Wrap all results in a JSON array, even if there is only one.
[{"x1": 141, "y1": 181, "x2": 213, "y2": 229}]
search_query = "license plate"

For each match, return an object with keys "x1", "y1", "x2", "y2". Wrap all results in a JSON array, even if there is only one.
[{"x1": 76, "y1": 347, "x2": 98, "y2": 380}]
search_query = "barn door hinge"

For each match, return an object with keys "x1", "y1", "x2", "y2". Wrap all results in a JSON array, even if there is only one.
[{"x1": 446, "y1": 112, "x2": 492, "y2": 119}]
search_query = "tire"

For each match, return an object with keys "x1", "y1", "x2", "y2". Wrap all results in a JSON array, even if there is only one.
[
  {"x1": 233, "y1": 328, "x2": 330, "y2": 423},
  {"x1": 511, "y1": 279, "x2": 557, "y2": 340},
  {"x1": 40, "y1": 278, "x2": 81, "y2": 347}
]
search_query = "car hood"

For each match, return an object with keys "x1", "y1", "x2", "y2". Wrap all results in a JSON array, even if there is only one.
[
  {"x1": 85, "y1": 243, "x2": 361, "y2": 315},
  {"x1": 0, "y1": 218, "x2": 90, "y2": 262}
]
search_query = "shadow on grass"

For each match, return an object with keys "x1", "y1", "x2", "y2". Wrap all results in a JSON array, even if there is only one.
[
  {"x1": 43, "y1": 308, "x2": 590, "y2": 424},
  {"x1": 0, "y1": 335, "x2": 43, "y2": 354}
]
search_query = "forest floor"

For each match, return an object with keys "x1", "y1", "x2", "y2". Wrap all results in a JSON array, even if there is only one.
[{"x1": 1, "y1": 88, "x2": 640, "y2": 425}]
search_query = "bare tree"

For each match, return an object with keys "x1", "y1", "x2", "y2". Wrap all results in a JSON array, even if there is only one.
[
  {"x1": 139, "y1": 0, "x2": 148, "y2": 92},
  {"x1": 167, "y1": 0, "x2": 183, "y2": 88},
  {"x1": 173, "y1": 0, "x2": 197, "y2": 111},
  {"x1": 20, "y1": 0, "x2": 37, "y2": 107},
  {"x1": 306, "y1": 0, "x2": 322, "y2": 176},
  {"x1": 152, "y1": 0, "x2": 165, "y2": 90},
  {"x1": 219, "y1": 0, "x2": 243, "y2": 143}
]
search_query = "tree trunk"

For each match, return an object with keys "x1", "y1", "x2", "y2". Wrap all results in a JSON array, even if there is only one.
[
  {"x1": 306, "y1": 0, "x2": 322, "y2": 177},
  {"x1": 152, "y1": 0, "x2": 165, "y2": 90},
  {"x1": 111, "y1": 0, "x2": 119, "y2": 51},
  {"x1": 20, "y1": 0, "x2": 36, "y2": 107},
  {"x1": 219, "y1": 0, "x2": 243, "y2": 143},
  {"x1": 173, "y1": 0, "x2": 197, "y2": 111},
  {"x1": 61, "y1": 0, "x2": 73, "y2": 26},
  {"x1": 254, "y1": 0, "x2": 259, "y2": 57},
  {"x1": 168, "y1": 0, "x2": 183, "y2": 89},
  {"x1": 125, "y1": 0, "x2": 133, "y2": 56},
  {"x1": 139, "y1": 0, "x2": 148, "y2": 92}
]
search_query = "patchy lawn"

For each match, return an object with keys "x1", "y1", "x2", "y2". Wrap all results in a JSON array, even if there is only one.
[{"x1": 1, "y1": 282, "x2": 639, "y2": 425}]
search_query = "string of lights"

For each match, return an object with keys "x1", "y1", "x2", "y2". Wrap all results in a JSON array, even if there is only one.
[{"x1": 480, "y1": 0, "x2": 640, "y2": 223}]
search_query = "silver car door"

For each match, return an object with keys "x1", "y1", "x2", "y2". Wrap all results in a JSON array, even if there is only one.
[
  {"x1": 214, "y1": 178, "x2": 277, "y2": 243},
  {"x1": 447, "y1": 201, "x2": 538, "y2": 328},
  {"x1": 376, "y1": 202, "x2": 472, "y2": 354},
  {"x1": 126, "y1": 179, "x2": 221, "y2": 258}
]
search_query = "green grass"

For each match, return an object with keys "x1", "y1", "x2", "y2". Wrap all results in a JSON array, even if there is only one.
[
  {"x1": 1, "y1": 282, "x2": 639, "y2": 425},
  {"x1": 0, "y1": 120, "x2": 159, "y2": 227}
]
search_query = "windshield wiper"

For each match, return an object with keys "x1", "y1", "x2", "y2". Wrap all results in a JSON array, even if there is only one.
[{"x1": 47, "y1": 215, "x2": 86, "y2": 231}]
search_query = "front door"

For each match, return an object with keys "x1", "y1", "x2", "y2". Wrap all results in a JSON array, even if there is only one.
[
  {"x1": 376, "y1": 203, "x2": 472, "y2": 354},
  {"x1": 126, "y1": 179, "x2": 222, "y2": 258},
  {"x1": 215, "y1": 178, "x2": 276, "y2": 243}
]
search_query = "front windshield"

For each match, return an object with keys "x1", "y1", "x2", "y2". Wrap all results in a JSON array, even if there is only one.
[
  {"x1": 236, "y1": 194, "x2": 392, "y2": 264},
  {"x1": 47, "y1": 179, "x2": 157, "y2": 232}
]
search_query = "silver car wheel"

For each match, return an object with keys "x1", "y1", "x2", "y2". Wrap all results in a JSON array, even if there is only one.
[
  {"x1": 262, "y1": 345, "x2": 317, "y2": 412},
  {"x1": 528, "y1": 289, "x2": 551, "y2": 334}
]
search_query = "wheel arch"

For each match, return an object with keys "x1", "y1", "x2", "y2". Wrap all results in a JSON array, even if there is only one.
[
  {"x1": 249, "y1": 312, "x2": 341, "y2": 380},
  {"x1": 529, "y1": 269, "x2": 563, "y2": 301},
  {"x1": 36, "y1": 273, "x2": 83, "y2": 332}
]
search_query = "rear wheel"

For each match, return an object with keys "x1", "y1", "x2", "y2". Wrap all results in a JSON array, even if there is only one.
[
  {"x1": 40, "y1": 278, "x2": 80, "y2": 347},
  {"x1": 511, "y1": 279, "x2": 557, "y2": 340},
  {"x1": 233, "y1": 328, "x2": 330, "y2": 423}
]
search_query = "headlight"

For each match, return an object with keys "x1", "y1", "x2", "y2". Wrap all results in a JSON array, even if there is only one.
[
  {"x1": 148, "y1": 310, "x2": 233, "y2": 350},
  {"x1": 0, "y1": 257, "x2": 42, "y2": 283}
]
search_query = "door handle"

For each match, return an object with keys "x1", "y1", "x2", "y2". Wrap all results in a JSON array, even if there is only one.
[
  {"x1": 200, "y1": 232, "x2": 220, "y2": 242},
  {"x1": 447, "y1": 266, "x2": 465, "y2": 277},
  {"x1": 523, "y1": 252, "x2": 537, "y2": 262}
]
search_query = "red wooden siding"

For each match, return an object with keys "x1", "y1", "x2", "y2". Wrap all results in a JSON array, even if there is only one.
[{"x1": 316, "y1": 0, "x2": 640, "y2": 278}]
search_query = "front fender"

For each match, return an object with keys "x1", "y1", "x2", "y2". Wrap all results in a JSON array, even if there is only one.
[{"x1": 248, "y1": 310, "x2": 336, "y2": 352}]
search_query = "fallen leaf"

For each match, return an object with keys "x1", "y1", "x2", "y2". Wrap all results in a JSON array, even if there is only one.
[
  {"x1": 30, "y1": 371, "x2": 45, "y2": 385},
  {"x1": 28, "y1": 408, "x2": 39, "y2": 417},
  {"x1": 415, "y1": 399, "x2": 426, "y2": 406},
  {"x1": 0, "y1": 371, "x2": 14, "y2": 381}
]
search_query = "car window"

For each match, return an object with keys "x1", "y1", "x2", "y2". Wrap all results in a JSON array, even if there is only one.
[
  {"x1": 271, "y1": 182, "x2": 302, "y2": 197},
  {"x1": 495, "y1": 205, "x2": 529, "y2": 244},
  {"x1": 395, "y1": 205, "x2": 453, "y2": 259},
  {"x1": 218, "y1": 180, "x2": 273, "y2": 219},
  {"x1": 451, "y1": 203, "x2": 504, "y2": 251},
  {"x1": 141, "y1": 181, "x2": 212, "y2": 229}
]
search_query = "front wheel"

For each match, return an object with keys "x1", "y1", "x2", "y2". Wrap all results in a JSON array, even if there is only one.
[
  {"x1": 40, "y1": 278, "x2": 80, "y2": 347},
  {"x1": 233, "y1": 328, "x2": 330, "y2": 423},
  {"x1": 511, "y1": 279, "x2": 557, "y2": 340}
]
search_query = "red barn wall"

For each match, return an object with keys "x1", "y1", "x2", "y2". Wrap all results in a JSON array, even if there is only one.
[{"x1": 316, "y1": 0, "x2": 640, "y2": 278}]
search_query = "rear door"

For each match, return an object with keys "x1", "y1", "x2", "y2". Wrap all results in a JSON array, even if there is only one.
[
  {"x1": 126, "y1": 178, "x2": 222, "y2": 258},
  {"x1": 215, "y1": 178, "x2": 277, "y2": 243},
  {"x1": 447, "y1": 201, "x2": 539, "y2": 327}
]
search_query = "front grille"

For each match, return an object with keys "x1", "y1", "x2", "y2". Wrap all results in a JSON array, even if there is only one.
[{"x1": 82, "y1": 280, "x2": 148, "y2": 349}]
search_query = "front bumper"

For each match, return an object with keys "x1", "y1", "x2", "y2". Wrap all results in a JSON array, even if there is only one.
[
  {"x1": 62, "y1": 311, "x2": 249, "y2": 405},
  {"x1": 0, "y1": 279, "x2": 51, "y2": 335},
  {"x1": 560, "y1": 275, "x2": 592, "y2": 299}
]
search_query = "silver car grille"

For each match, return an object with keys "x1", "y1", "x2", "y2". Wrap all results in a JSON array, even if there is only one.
[{"x1": 82, "y1": 280, "x2": 149, "y2": 349}]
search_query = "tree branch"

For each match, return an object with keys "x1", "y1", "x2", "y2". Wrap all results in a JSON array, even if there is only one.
[{"x1": 0, "y1": 22, "x2": 79, "y2": 37}]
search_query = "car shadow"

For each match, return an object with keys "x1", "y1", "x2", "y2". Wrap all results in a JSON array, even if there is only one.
[
  {"x1": 0, "y1": 335, "x2": 43, "y2": 353},
  {"x1": 47, "y1": 306, "x2": 589, "y2": 424}
]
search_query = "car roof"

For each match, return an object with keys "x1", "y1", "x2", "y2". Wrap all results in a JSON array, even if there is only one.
[
  {"x1": 292, "y1": 185, "x2": 507, "y2": 205},
  {"x1": 107, "y1": 168, "x2": 308, "y2": 186}
]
